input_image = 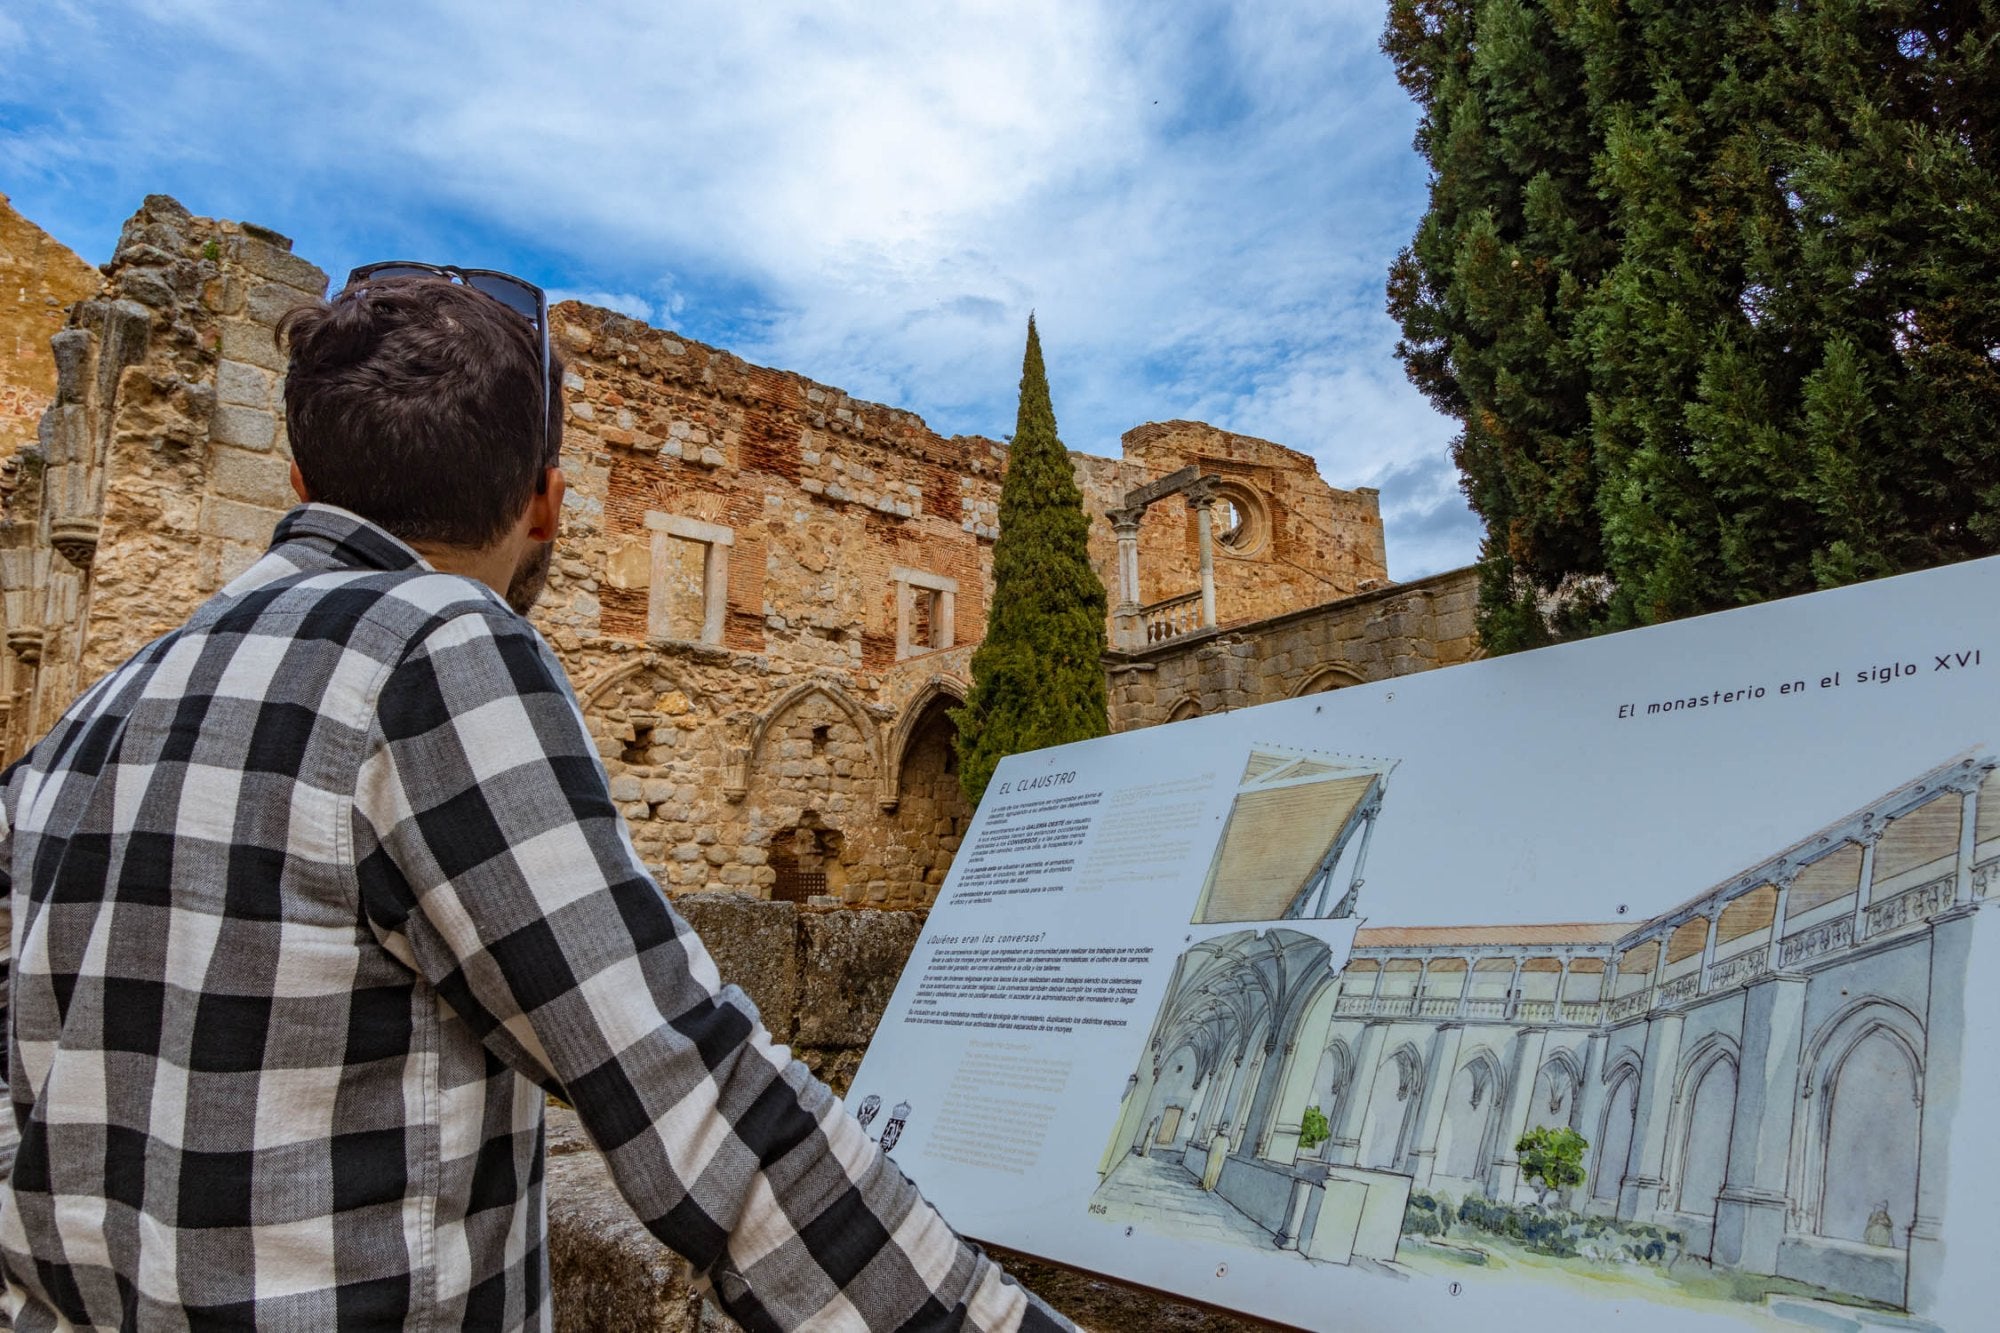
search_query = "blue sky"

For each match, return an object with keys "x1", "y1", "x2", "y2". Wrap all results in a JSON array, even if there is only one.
[{"x1": 1, "y1": 0, "x2": 1480, "y2": 578}]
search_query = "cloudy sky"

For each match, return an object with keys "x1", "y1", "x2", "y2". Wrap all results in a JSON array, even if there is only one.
[{"x1": 1, "y1": 0, "x2": 1479, "y2": 578}]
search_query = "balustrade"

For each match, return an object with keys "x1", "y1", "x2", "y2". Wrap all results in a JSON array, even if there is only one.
[
  {"x1": 1863, "y1": 875, "x2": 1955, "y2": 938},
  {"x1": 1140, "y1": 590, "x2": 1204, "y2": 644},
  {"x1": 1659, "y1": 972, "x2": 1701, "y2": 1005},
  {"x1": 1705, "y1": 946, "x2": 1769, "y2": 992},
  {"x1": 1515, "y1": 999, "x2": 1556, "y2": 1022},
  {"x1": 1779, "y1": 916, "x2": 1852, "y2": 967},
  {"x1": 1463, "y1": 997, "x2": 1506, "y2": 1019},
  {"x1": 1607, "y1": 991, "x2": 1649, "y2": 1022},
  {"x1": 1417, "y1": 997, "x2": 1458, "y2": 1018},
  {"x1": 1559, "y1": 1001, "x2": 1602, "y2": 1025}
]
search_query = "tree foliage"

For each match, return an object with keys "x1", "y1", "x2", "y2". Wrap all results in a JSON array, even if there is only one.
[
  {"x1": 953, "y1": 318, "x2": 1108, "y2": 804},
  {"x1": 1386, "y1": 0, "x2": 2000, "y2": 651},
  {"x1": 1515, "y1": 1125, "x2": 1589, "y2": 1208}
]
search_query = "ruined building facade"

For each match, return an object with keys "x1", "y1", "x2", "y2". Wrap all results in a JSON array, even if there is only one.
[{"x1": 0, "y1": 194, "x2": 1477, "y2": 908}]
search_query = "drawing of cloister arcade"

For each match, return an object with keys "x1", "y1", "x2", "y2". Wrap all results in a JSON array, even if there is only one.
[{"x1": 1100, "y1": 751, "x2": 1997, "y2": 1313}]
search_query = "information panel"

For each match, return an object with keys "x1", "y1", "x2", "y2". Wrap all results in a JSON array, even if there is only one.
[{"x1": 848, "y1": 555, "x2": 2000, "y2": 1331}]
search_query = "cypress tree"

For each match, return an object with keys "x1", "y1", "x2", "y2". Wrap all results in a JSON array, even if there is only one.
[
  {"x1": 954, "y1": 318, "x2": 1108, "y2": 805},
  {"x1": 1386, "y1": 0, "x2": 2000, "y2": 651}
]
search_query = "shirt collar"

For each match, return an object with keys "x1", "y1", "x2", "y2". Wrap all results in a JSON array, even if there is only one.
[{"x1": 267, "y1": 503, "x2": 431, "y2": 574}]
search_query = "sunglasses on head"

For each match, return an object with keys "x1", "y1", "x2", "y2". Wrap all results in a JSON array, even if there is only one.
[{"x1": 344, "y1": 261, "x2": 556, "y2": 467}]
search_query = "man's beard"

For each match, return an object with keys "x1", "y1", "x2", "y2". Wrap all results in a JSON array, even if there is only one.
[{"x1": 505, "y1": 540, "x2": 553, "y2": 616}]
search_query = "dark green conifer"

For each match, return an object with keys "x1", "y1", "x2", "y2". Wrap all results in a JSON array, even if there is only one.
[
  {"x1": 953, "y1": 318, "x2": 1108, "y2": 805},
  {"x1": 1386, "y1": 0, "x2": 2000, "y2": 652}
]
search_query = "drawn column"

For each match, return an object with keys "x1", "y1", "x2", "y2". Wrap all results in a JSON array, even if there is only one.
[
  {"x1": 1711, "y1": 974, "x2": 1806, "y2": 1275},
  {"x1": 1405, "y1": 1024, "x2": 1466, "y2": 1190},
  {"x1": 1910, "y1": 904, "x2": 1976, "y2": 1311},
  {"x1": 1326, "y1": 1022, "x2": 1386, "y2": 1165},
  {"x1": 1619, "y1": 1012, "x2": 1685, "y2": 1222},
  {"x1": 1487, "y1": 1026, "x2": 1549, "y2": 1201}
]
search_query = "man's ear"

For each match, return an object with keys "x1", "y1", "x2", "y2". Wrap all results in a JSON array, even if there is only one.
[
  {"x1": 290, "y1": 462, "x2": 312, "y2": 503},
  {"x1": 526, "y1": 468, "x2": 565, "y2": 543}
]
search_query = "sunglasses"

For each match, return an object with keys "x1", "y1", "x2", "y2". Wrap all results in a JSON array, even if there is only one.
[{"x1": 344, "y1": 262, "x2": 556, "y2": 466}]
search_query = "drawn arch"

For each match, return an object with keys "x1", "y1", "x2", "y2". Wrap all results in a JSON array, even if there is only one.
[
  {"x1": 1436, "y1": 1046, "x2": 1506, "y2": 1183},
  {"x1": 1359, "y1": 1041, "x2": 1426, "y2": 1171},
  {"x1": 1667, "y1": 1034, "x2": 1740, "y2": 1233},
  {"x1": 1793, "y1": 997, "x2": 1927, "y2": 1243},
  {"x1": 1289, "y1": 665, "x2": 1365, "y2": 698},
  {"x1": 1529, "y1": 1047, "x2": 1586, "y2": 1131},
  {"x1": 747, "y1": 678, "x2": 885, "y2": 787},
  {"x1": 883, "y1": 675, "x2": 968, "y2": 810},
  {"x1": 1594, "y1": 1057, "x2": 1642, "y2": 1201}
]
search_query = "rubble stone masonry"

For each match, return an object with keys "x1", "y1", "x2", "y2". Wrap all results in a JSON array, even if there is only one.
[{"x1": 0, "y1": 193, "x2": 1467, "y2": 915}]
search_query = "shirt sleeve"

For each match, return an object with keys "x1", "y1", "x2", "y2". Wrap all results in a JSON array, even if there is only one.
[{"x1": 351, "y1": 606, "x2": 1070, "y2": 1333}]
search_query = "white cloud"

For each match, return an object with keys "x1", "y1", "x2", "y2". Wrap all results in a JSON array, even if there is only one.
[{"x1": 6, "y1": 0, "x2": 1478, "y2": 576}]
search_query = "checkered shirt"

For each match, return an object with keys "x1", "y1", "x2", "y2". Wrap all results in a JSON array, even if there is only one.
[{"x1": 0, "y1": 504, "x2": 1068, "y2": 1332}]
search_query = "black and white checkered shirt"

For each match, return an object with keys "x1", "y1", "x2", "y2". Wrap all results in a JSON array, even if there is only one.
[{"x1": 0, "y1": 504, "x2": 1067, "y2": 1331}]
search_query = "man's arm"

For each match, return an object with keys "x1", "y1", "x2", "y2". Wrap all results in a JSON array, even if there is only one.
[{"x1": 352, "y1": 607, "x2": 1069, "y2": 1331}]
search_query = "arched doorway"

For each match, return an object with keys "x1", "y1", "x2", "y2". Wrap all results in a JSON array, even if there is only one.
[
  {"x1": 1436, "y1": 1053, "x2": 1503, "y2": 1185},
  {"x1": 884, "y1": 691, "x2": 971, "y2": 906},
  {"x1": 1594, "y1": 1069, "x2": 1638, "y2": 1203},
  {"x1": 1359, "y1": 1045, "x2": 1424, "y2": 1171},
  {"x1": 1675, "y1": 1051, "x2": 1738, "y2": 1247},
  {"x1": 1821, "y1": 1031, "x2": 1921, "y2": 1248}
]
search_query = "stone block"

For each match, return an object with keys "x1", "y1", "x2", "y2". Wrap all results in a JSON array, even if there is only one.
[
  {"x1": 199, "y1": 497, "x2": 284, "y2": 547},
  {"x1": 210, "y1": 446, "x2": 294, "y2": 508},
  {"x1": 545, "y1": 1108, "x2": 701, "y2": 1332},
  {"x1": 219, "y1": 318, "x2": 288, "y2": 372},
  {"x1": 672, "y1": 892, "x2": 800, "y2": 1034},
  {"x1": 215, "y1": 358, "x2": 272, "y2": 409},
  {"x1": 608, "y1": 774, "x2": 643, "y2": 802},
  {"x1": 228, "y1": 236, "x2": 327, "y2": 295},
  {"x1": 245, "y1": 280, "x2": 318, "y2": 328},
  {"x1": 795, "y1": 909, "x2": 923, "y2": 1048}
]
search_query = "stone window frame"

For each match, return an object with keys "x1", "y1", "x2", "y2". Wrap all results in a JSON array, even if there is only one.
[
  {"x1": 891, "y1": 565, "x2": 957, "y2": 660},
  {"x1": 645, "y1": 511, "x2": 733, "y2": 646}
]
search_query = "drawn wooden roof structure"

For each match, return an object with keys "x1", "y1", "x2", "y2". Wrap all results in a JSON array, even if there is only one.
[{"x1": 1192, "y1": 746, "x2": 1397, "y2": 923}]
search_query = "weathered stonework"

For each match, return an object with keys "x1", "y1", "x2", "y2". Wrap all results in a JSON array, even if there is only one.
[
  {"x1": 0, "y1": 194, "x2": 1437, "y2": 916},
  {"x1": 0, "y1": 194, "x2": 104, "y2": 466},
  {"x1": 1105, "y1": 567, "x2": 1481, "y2": 727}
]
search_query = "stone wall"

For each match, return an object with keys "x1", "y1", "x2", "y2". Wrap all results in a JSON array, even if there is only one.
[
  {"x1": 0, "y1": 194, "x2": 103, "y2": 465},
  {"x1": 1105, "y1": 566, "x2": 1481, "y2": 728},
  {"x1": 547, "y1": 894, "x2": 1281, "y2": 1333},
  {"x1": 0, "y1": 193, "x2": 1416, "y2": 915}
]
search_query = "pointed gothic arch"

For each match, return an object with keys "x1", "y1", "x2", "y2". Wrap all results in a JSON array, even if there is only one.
[
  {"x1": 882, "y1": 675, "x2": 967, "y2": 811},
  {"x1": 747, "y1": 677, "x2": 884, "y2": 787},
  {"x1": 1791, "y1": 997, "x2": 1927, "y2": 1241}
]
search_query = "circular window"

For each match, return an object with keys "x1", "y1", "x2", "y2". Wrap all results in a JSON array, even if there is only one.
[{"x1": 1210, "y1": 482, "x2": 1269, "y2": 557}]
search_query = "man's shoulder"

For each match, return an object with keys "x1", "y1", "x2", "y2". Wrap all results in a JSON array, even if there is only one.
[{"x1": 200, "y1": 564, "x2": 521, "y2": 655}]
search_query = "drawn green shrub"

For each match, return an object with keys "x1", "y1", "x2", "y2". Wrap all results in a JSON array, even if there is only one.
[
  {"x1": 1299, "y1": 1105, "x2": 1331, "y2": 1151},
  {"x1": 1515, "y1": 1125, "x2": 1588, "y2": 1208}
]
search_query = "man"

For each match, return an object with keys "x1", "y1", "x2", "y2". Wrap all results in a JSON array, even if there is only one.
[{"x1": 0, "y1": 267, "x2": 1070, "y2": 1330}]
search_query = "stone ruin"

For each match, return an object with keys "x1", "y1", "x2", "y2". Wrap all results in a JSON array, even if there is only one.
[{"x1": 0, "y1": 191, "x2": 1480, "y2": 1329}]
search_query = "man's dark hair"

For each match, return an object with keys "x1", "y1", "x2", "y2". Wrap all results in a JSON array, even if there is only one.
[{"x1": 278, "y1": 277, "x2": 564, "y2": 548}]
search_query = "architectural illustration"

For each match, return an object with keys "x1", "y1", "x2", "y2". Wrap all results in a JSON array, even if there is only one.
[
  {"x1": 1098, "y1": 749, "x2": 1994, "y2": 1319},
  {"x1": 1191, "y1": 747, "x2": 1395, "y2": 923}
]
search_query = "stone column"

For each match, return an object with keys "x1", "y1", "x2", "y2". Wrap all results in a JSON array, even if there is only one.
[
  {"x1": 1186, "y1": 481, "x2": 1219, "y2": 629},
  {"x1": 1644, "y1": 937, "x2": 1667, "y2": 1012},
  {"x1": 1909, "y1": 905, "x2": 1978, "y2": 1312},
  {"x1": 1850, "y1": 829, "x2": 1881, "y2": 941},
  {"x1": 1698, "y1": 910, "x2": 1721, "y2": 992},
  {"x1": 1487, "y1": 1026, "x2": 1549, "y2": 1201},
  {"x1": 1619, "y1": 1012, "x2": 1685, "y2": 1222},
  {"x1": 1246, "y1": 1033, "x2": 1297, "y2": 1160},
  {"x1": 1954, "y1": 781, "x2": 1980, "y2": 905},
  {"x1": 1504, "y1": 956, "x2": 1525, "y2": 1020},
  {"x1": 1405, "y1": 1024, "x2": 1466, "y2": 1189},
  {"x1": 1768, "y1": 872, "x2": 1794, "y2": 964},
  {"x1": 1327, "y1": 1022, "x2": 1387, "y2": 1165},
  {"x1": 1108, "y1": 506, "x2": 1144, "y2": 650},
  {"x1": 1711, "y1": 974, "x2": 1806, "y2": 1274}
]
